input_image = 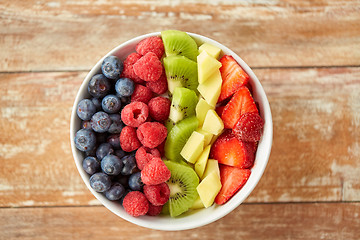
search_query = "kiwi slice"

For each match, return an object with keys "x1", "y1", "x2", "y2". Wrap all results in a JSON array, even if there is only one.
[
  {"x1": 164, "y1": 116, "x2": 199, "y2": 162},
  {"x1": 169, "y1": 87, "x2": 198, "y2": 124},
  {"x1": 164, "y1": 161, "x2": 199, "y2": 217},
  {"x1": 163, "y1": 55, "x2": 198, "y2": 93},
  {"x1": 161, "y1": 30, "x2": 199, "y2": 62}
]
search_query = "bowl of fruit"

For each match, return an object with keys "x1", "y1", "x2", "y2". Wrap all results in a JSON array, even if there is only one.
[{"x1": 70, "y1": 30, "x2": 272, "y2": 231}]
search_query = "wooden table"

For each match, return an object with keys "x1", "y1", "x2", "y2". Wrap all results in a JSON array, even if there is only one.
[{"x1": 1, "y1": 1, "x2": 359, "y2": 239}]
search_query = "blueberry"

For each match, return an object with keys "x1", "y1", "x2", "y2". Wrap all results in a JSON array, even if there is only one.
[
  {"x1": 74, "y1": 129, "x2": 96, "y2": 152},
  {"x1": 77, "y1": 99, "x2": 96, "y2": 121},
  {"x1": 119, "y1": 189, "x2": 131, "y2": 205},
  {"x1": 88, "y1": 74, "x2": 111, "y2": 98},
  {"x1": 81, "y1": 120, "x2": 92, "y2": 130},
  {"x1": 96, "y1": 143, "x2": 114, "y2": 160},
  {"x1": 102, "y1": 94, "x2": 121, "y2": 114},
  {"x1": 115, "y1": 78, "x2": 135, "y2": 97},
  {"x1": 91, "y1": 98, "x2": 102, "y2": 111},
  {"x1": 109, "y1": 113, "x2": 121, "y2": 122},
  {"x1": 85, "y1": 147, "x2": 97, "y2": 157},
  {"x1": 119, "y1": 96, "x2": 131, "y2": 106},
  {"x1": 114, "y1": 149, "x2": 126, "y2": 159},
  {"x1": 108, "y1": 114, "x2": 124, "y2": 134},
  {"x1": 116, "y1": 175, "x2": 129, "y2": 188},
  {"x1": 91, "y1": 111, "x2": 111, "y2": 133},
  {"x1": 101, "y1": 154, "x2": 123, "y2": 176},
  {"x1": 101, "y1": 56, "x2": 123, "y2": 80},
  {"x1": 128, "y1": 172, "x2": 143, "y2": 191},
  {"x1": 82, "y1": 156, "x2": 100, "y2": 175},
  {"x1": 107, "y1": 134, "x2": 121, "y2": 149},
  {"x1": 121, "y1": 155, "x2": 138, "y2": 175},
  {"x1": 105, "y1": 182, "x2": 125, "y2": 201},
  {"x1": 96, "y1": 132, "x2": 109, "y2": 143},
  {"x1": 89, "y1": 172, "x2": 111, "y2": 192}
]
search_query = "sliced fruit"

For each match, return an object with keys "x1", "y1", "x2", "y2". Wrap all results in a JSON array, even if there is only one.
[
  {"x1": 215, "y1": 165, "x2": 251, "y2": 205},
  {"x1": 221, "y1": 86, "x2": 258, "y2": 129},
  {"x1": 163, "y1": 55, "x2": 198, "y2": 93},
  {"x1": 164, "y1": 116, "x2": 199, "y2": 162},
  {"x1": 199, "y1": 42, "x2": 221, "y2": 59},
  {"x1": 164, "y1": 161, "x2": 199, "y2": 217},
  {"x1": 190, "y1": 195, "x2": 205, "y2": 209},
  {"x1": 202, "y1": 109, "x2": 224, "y2": 136},
  {"x1": 169, "y1": 87, "x2": 198, "y2": 124},
  {"x1": 195, "y1": 97, "x2": 213, "y2": 126},
  {"x1": 197, "y1": 171, "x2": 222, "y2": 208},
  {"x1": 233, "y1": 112, "x2": 264, "y2": 142},
  {"x1": 161, "y1": 30, "x2": 199, "y2": 62},
  {"x1": 197, "y1": 69, "x2": 222, "y2": 107},
  {"x1": 196, "y1": 128, "x2": 213, "y2": 146},
  {"x1": 165, "y1": 119, "x2": 176, "y2": 133},
  {"x1": 218, "y1": 55, "x2": 249, "y2": 103},
  {"x1": 215, "y1": 105, "x2": 225, "y2": 117},
  {"x1": 202, "y1": 159, "x2": 220, "y2": 180},
  {"x1": 194, "y1": 145, "x2": 211, "y2": 178},
  {"x1": 197, "y1": 51, "x2": 222, "y2": 84},
  {"x1": 180, "y1": 131, "x2": 205, "y2": 164},
  {"x1": 210, "y1": 130, "x2": 255, "y2": 168}
]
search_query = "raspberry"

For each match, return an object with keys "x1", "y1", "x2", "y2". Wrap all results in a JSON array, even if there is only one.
[
  {"x1": 146, "y1": 203, "x2": 163, "y2": 216},
  {"x1": 121, "y1": 101, "x2": 149, "y2": 127},
  {"x1": 133, "y1": 52, "x2": 163, "y2": 82},
  {"x1": 137, "y1": 122, "x2": 167, "y2": 148},
  {"x1": 233, "y1": 112, "x2": 264, "y2": 142},
  {"x1": 119, "y1": 126, "x2": 141, "y2": 152},
  {"x1": 122, "y1": 191, "x2": 149, "y2": 217},
  {"x1": 120, "y1": 53, "x2": 144, "y2": 84},
  {"x1": 135, "y1": 146, "x2": 161, "y2": 170},
  {"x1": 136, "y1": 36, "x2": 165, "y2": 59},
  {"x1": 143, "y1": 182, "x2": 170, "y2": 206},
  {"x1": 146, "y1": 71, "x2": 168, "y2": 95},
  {"x1": 131, "y1": 84, "x2": 153, "y2": 104},
  {"x1": 157, "y1": 140, "x2": 166, "y2": 157},
  {"x1": 141, "y1": 158, "x2": 171, "y2": 185},
  {"x1": 148, "y1": 96, "x2": 171, "y2": 122}
]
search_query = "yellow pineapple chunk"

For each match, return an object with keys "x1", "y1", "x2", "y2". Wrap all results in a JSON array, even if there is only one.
[
  {"x1": 197, "y1": 51, "x2": 222, "y2": 84},
  {"x1": 194, "y1": 145, "x2": 211, "y2": 178},
  {"x1": 202, "y1": 159, "x2": 220, "y2": 180},
  {"x1": 197, "y1": 70, "x2": 222, "y2": 107},
  {"x1": 196, "y1": 171, "x2": 222, "y2": 208},
  {"x1": 197, "y1": 128, "x2": 213, "y2": 146},
  {"x1": 180, "y1": 131, "x2": 205, "y2": 164},
  {"x1": 199, "y1": 42, "x2": 222, "y2": 59},
  {"x1": 202, "y1": 109, "x2": 224, "y2": 136},
  {"x1": 196, "y1": 97, "x2": 213, "y2": 126}
]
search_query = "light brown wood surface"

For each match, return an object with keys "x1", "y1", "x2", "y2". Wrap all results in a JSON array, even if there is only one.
[{"x1": 1, "y1": 0, "x2": 359, "y2": 239}]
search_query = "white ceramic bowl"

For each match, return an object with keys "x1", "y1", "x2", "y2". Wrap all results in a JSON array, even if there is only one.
[{"x1": 70, "y1": 32, "x2": 273, "y2": 231}]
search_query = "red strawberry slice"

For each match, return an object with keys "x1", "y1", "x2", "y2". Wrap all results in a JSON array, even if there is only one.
[
  {"x1": 218, "y1": 55, "x2": 249, "y2": 103},
  {"x1": 215, "y1": 105, "x2": 225, "y2": 117},
  {"x1": 221, "y1": 86, "x2": 258, "y2": 129},
  {"x1": 215, "y1": 165, "x2": 251, "y2": 205},
  {"x1": 233, "y1": 112, "x2": 264, "y2": 142},
  {"x1": 210, "y1": 130, "x2": 255, "y2": 169}
]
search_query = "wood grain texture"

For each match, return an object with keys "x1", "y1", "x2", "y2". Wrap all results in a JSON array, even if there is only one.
[
  {"x1": 0, "y1": 67, "x2": 359, "y2": 207},
  {"x1": 1, "y1": 0, "x2": 359, "y2": 71},
  {"x1": 1, "y1": 203, "x2": 359, "y2": 239}
]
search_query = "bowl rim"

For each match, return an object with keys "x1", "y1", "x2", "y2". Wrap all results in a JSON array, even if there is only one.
[{"x1": 70, "y1": 31, "x2": 273, "y2": 231}]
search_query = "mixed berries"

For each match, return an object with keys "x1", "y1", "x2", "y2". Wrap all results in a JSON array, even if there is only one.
[{"x1": 74, "y1": 31, "x2": 265, "y2": 218}]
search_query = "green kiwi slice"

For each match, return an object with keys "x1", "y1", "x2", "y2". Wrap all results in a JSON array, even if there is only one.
[
  {"x1": 164, "y1": 116, "x2": 199, "y2": 163},
  {"x1": 164, "y1": 161, "x2": 199, "y2": 217},
  {"x1": 169, "y1": 87, "x2": 198, "y2": 124},
  {"x1": 163, "y1": 55, "x2": 198, "y2": 93},
  {"x1": 161, "y1": 30, "x2": 199, "y2": 62}
]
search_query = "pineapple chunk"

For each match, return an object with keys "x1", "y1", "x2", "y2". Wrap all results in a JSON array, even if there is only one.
[
  {"x1": 180, "y1": 131, "x2": 204, "y2": 164},
  {"x1": 202, "y1": 159, "x2": 220, "y2": 180},
  {"x1": 197, "y1": 51, "x2": 222, "y2": 84},
  {"x1": 196, "y1": 171, "x2": 222, "y2": 208},
  {"x1": 196, "y1": 98, "x2": 213, "y2": 126},
  {"x1": 194, "y1": 145, "x2": 211, "y2": 178},
  {"x1": 197, "y1": 70, "x2": 222, "y2": 107},
  {"x1": 190, "y1": 196, "x2": 205, "y2": 209},
  {"x1": 199, "y1": 42, "x2": 222, "y2": 59},
  {"x1": 202, "y1": 109, "x2": 224, "y2": 136},
  {"x1": 197, "y1": 128, "x2": 213, "y2": 146}
]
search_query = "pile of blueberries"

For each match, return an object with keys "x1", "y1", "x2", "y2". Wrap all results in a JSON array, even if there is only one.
[{"x1": 74, "y1": 56, "x2": 142, "y2": 202}]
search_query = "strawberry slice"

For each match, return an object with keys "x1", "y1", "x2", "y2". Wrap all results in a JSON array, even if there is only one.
[
  {"x1": 233, "y1": 112, "x2": 264, "y2": 142},
  {"x1": 215, "y1": 105, "x2": 225, "y2": 117},
  {"x1": 210, "y1": 130, "x2": 255, "y2": 169},
  {"x1": 221, "y1": 86, "x2": 258, "y2": 129},
  {"x1": 218, "y1": 55, "x2": 249, "y2": 103},
  {"x1": 215, "y1": 164, "x2": 251, "y2": 205}
]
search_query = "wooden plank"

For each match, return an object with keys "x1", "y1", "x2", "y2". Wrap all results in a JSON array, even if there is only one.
[
  {"x1": 0, "y1": 67, "x2": 359, "y2": 207},
  {"x1": 1, "y1": 0, "x2": 359, "y2": 71},
  {"x1": 0, "y1": 203, "x2": 359, "y2": 239}
]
